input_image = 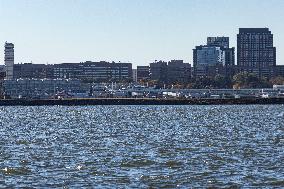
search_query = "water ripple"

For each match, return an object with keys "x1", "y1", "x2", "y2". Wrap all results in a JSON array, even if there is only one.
[{"x1": 0, "y1": 105, "x2": 283, "y2": 188}]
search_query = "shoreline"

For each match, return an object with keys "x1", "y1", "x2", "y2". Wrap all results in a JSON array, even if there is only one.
[{"x1": 0, "y1": 98, "x2": 284, "y2": 106}]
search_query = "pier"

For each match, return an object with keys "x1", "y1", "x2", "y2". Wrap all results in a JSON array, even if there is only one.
[{"x1": 0, "y1": 98, "x2": 284, "y2": 106}]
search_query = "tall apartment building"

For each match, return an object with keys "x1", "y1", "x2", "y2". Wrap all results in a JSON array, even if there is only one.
[
  {"x1": 4, "y1": 42, "x2": 14, "y2": 79},
  {"x1": 237, "y1": 28, "x2": 276, "y2": 78}
]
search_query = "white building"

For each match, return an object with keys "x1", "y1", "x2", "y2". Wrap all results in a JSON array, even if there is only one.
[{"x1": 4, "y1": 42, "x2": 14, "y2": 79}]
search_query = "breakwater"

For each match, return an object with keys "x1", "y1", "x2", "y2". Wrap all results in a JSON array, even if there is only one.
[{"x1": 0, "y1": 98, "x2": 284, "y2": 106}]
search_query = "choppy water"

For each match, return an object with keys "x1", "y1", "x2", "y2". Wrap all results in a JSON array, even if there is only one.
[{"x1": 0, "y1": 105, "x2": 283, "y2": 188}]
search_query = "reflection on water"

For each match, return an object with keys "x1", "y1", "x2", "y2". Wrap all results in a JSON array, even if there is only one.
[{"x1": 0, "y1": 105, "x2": 283, "y2": 188}]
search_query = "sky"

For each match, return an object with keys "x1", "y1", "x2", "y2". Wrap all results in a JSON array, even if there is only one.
[{"x1": 0, "y1": 0, "x2": 284, "y2": 67}]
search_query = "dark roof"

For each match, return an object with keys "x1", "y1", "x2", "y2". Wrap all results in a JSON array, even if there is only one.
[{"x1": 239, "y1": 28, "x2": 271, "y2": 33}]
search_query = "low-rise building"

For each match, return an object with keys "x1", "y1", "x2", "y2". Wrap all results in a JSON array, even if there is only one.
[
  {"x1": 167, "y1": 60, "x2": 191, "y2": 84},
  {"x1": 53, "y1": 61, "x2": 132, "y2": 82},
  {"x1": 273, "y1": 65, "x2": 284, "y2": 78},
  {"x1": 132, "y1": 69, "x2": 137, "y2": 82},
  {"x1": 12, "y1": 61, "x2": 133, "y2": 83},
  {"x1": 3, "y1": 79, "x2": 91, "y2": 99},
  {"x1": 0, "y1": 65, "x2": 5, "y2": 80},
  {"x1": 137, "y1": 66, "x2": 150, "y2": 81},
  {"x1": 149, "y1": 61, "x2": 168, "y2": 83},
  {"x1": 149, "y1": 60, "x2": 191, "y2": 85},
  {"x1": 13, "y1": 63, "x2": 54, "y2": 79}
]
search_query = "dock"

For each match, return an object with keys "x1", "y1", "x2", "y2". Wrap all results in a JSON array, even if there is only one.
[{"x1": 0, "y1": 98, "x2": 284, "y2": 106}]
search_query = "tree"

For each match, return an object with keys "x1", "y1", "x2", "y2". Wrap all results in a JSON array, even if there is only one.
[
  {"x1": 190, "y1": 76, "x2": 216, "y2": 89},
  {"x1": 232, "y1": 72, "x2": 270, "y2": 89},
  {"x1": 269, "y1": 76, "x2": 284, "y2": 85},
  {"x1": 214, "y1": 74, "x2": 232, "y2": 88}
]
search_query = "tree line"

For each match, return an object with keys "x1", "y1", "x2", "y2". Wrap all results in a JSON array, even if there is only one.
[{"x1": 140, "y1": 72, "x2": 284, "y2": 89}]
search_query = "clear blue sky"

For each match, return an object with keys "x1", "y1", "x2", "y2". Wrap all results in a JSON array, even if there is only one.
[{"x1": 0, "y1": 0, "x2": 284, "y2": 67}]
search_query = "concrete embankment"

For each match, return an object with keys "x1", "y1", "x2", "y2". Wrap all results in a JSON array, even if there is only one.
[{"x1": 0, "y1": 98, "x2": 284, "y2": 106}]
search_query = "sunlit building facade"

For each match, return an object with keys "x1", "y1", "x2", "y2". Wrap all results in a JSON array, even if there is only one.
[
  {"x1": 4, "y1": 42, "x2": 14, "y2": 79},
  {"x1": 237, "y1": 28, "x2": 276, "y2": 78}
]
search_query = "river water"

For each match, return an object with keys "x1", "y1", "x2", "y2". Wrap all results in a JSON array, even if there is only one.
[{"x1": 0, "y1": 105, "x2": 283, "y2": 188}]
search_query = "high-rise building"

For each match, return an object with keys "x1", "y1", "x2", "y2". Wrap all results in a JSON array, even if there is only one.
[
  {"x1": 4, "y1": 42, "x2": 14, "y2": 79},
  {"x1": 207, "y1": 37, "x2": 235, "y2": 77},
  {"x1": 207, "y1": 37, "x2": 229, "y2": 48},
  {"x1": 193, "y1": 37, "x2": 235, "y2": 78},
  {"x1": 193, "y1": 46, "x2": 225, "y2": 78},
  {"x1": 237, "y1": 28, "x2": 276, "y2": 78}
]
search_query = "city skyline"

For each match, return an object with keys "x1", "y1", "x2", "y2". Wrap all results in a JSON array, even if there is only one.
[{"x1": 1, "y1": 0, "x2": 284, "y2": 66}]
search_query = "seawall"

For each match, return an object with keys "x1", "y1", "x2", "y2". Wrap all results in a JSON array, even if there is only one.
[{"x1": 0, "y1": 98, "x2": 284, "y2": 106}]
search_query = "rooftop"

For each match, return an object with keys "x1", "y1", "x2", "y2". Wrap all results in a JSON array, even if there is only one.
[{"x1": 239, "y1": 28, "x2": 271, "y2": 33}]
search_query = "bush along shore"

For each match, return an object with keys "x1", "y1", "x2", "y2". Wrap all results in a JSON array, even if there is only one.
[{"x1": 0, "y1": 98, "x2": 284, "y2": 106}]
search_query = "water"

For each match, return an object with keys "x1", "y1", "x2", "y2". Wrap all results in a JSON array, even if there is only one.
[{"x1": 0, "y1": 105, "x2": 283, "y2": 188}]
